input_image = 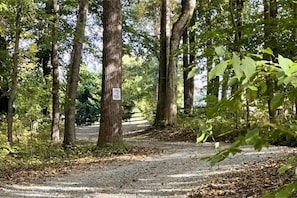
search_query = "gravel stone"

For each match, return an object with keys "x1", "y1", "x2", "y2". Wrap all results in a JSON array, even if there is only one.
[{"x1": 0, "y1": 121, "x2": 295, "y2": 198}]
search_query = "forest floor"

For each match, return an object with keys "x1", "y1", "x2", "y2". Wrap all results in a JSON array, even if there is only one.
[{"x1": 0, "y1": 120, "x2": 296, "y2": 197}]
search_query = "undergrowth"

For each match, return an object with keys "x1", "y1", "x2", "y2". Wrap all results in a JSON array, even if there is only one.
[{"x1": 0, "y1": 120, "x2": 133, "y2": 180}]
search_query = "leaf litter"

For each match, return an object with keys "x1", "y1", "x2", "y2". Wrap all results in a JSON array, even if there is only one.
[{"x1": 1, "y1": 127, "x2": 297, "y2": 197}]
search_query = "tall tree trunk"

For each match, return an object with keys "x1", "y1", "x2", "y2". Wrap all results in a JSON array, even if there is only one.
[
  {"x1": 263, "y1": 0, "x2": 277, "y2": 123},
  {"x1": 37, "y1": 1, "x2": 53, "y2": 117},
  {"x1": 229, "y1": 0, "x2": 244, "y2": 50},
  {"x1": 229, "y1": 0, "x2": 246, "y2": 127},
  {"x1": 97, "y1": 0, "x2": 123, "y2": 145},
  {"x1": 51, "y1": 0, "x2": 60, "y2": 143},
  {"x1": 0, "y1": 37, "x2": 9, "y2": 115},
  {"x1": 206, "y1": 2, "x2": 219, "y2": 103},
  {"x1": 183, "y1": 17, "x2": 195, "y2": 114},
  {"x1": 229, "y1": 0, "x2": 244, "y2": 94},
  {"x1": 64, "y1": 0, "x2": 88, "y2": 146},
  {"x1": 164, "y1": 0, "x2": 196, "y2": 126},
  {"x1": 7, "y1": 6, "x2": 21, "y2": 143},
  {"x1": 155, "y1": 0, "x2": 170, "y2": 126},
  {"x1": 183, "y1": 30, "x2": 190, "y2": 113},
  {"x1": 294, "y1": 2, "x2": 297, "y2": 117}
]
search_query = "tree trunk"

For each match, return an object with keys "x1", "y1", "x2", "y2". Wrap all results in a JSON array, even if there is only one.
[
  {"x1": 292, "y1": 2, "x2": 297, "y2": 119},
  {"x1": 183, "y1": 18, "x2": 195, "y2": 114},
  {"x1": 206, "y1": 5, "x2": 219, "y2": 103},
  {"x1": 155, "y1": 0, "x2": 170, "y2": 126},
  {"x1": 229, "y1": 0, "x2": 245, "y2": 127},
  {"x1": 64, "y1": 0, "x2": 88, "y2": 146},
  {"x1": 97, "y1": 0, "x2": 123, "y2": 145},
  {"x1": 51, "y1": 0, "x2": 60, "y2": 143},
  {"x1": 263, "y1": 0, "x2": 277, "y2": 123},
  {"x1": 183, "y1": 30, "x2": 190, "y2": 113},
  {"x1": 7, "y1": 6, "x2": 21, "y2": 143},
  {"x1": 0, "y1": 37, "x2": 9, "y2": 115},
  {"x1": 229, "y1": 0, "x2": 244, "y2": 50},
  {"x1": 229, "y1": 0, "x2": 244, "y2": 95},
  {"x1": 164, "y1": 0, "x2": 196, "y2": 126}
]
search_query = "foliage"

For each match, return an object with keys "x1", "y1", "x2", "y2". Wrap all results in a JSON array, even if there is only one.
[
  {"x1": 122, "y1": 55, "x2": 157, "y2": 121},
  {"x1": 200, "y1": 48, "x2": 297, "y2": 197},
  {"x1": 16, "y1": 66, "x2": 50, "y2": 126},
  {"x1": 75, "y1": 66, "x2": 101, "y2": 125},
  {"x1": 0, "y1": 122, "x2": 134, "y2": 179}
]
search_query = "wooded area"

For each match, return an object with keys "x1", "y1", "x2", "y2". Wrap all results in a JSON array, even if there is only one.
[{"x1": 1, "y1": 0, "x2": 297, "y2": 196}]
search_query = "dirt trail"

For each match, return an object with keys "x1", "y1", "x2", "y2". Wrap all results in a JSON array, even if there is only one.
[{"x1": 0, "y1": 121, "x2": 295, "y2": 198}]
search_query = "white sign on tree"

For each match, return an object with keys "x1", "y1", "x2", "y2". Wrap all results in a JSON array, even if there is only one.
[{"x1": 112, "y1": 88, "x2": 121, "y2": 101}]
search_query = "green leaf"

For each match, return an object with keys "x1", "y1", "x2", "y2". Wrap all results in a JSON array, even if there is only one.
[
  {"x1": 262, "y1": 193, "x2": 274, "y2": 198},
  {"x1": 278, "y1": 164, "x2": 292, "y2": 174},
  {"x1": 206, "y1": 98, "x2": 228, "y2": 118},
  {"x1": 249, "y1": 53, "x2": 263, "y2": 59},
  {"x1": 228, "y1": 76, "x2": 239, "y2": 87},
  {"x1": 270, "y1": 93, "x2": 285, "y2": 111},
  {"x1": 263, "y1": 181, "x2": 297, "y2": 197},
  {"x1": 245, "y1": 128, "x2": 268, "y2": 151},
  {"x1": 226, "y1": 97, "x2": 242, "y2": 112},
  {"x1": 259, "y1": 81, "x2": 267, "y2": 95},
  {"x1": 246, "y1": 88, "x2": 257, "y2": 102},
  {"x1": 242, "y1": 56, "x2": 256, "y2": 83},
  {"x1": 187, "y1": 67, "x2": 198, "y2": 79},
  {"x1": 196, "y1": 132, "x2": 205, "y2": 143},
  {"x1": 248, "y1": 85, "x2": 258, "y2": 91},
  {"x1": 215, "y1": 46, "x2": 225, "y2": 56},
  {"x1": 245, "y1": 128, "x2": 259, "y2": 145},
  {"x1": 291, "y1": 78, "x2": 297, "y2": 88},
  {"x1": 232, "y1": 53, "x2": 243, "y2": 79},
  {"x1": 197, "y1": 123, "x2": 212, "y2": 143},
  {"x1": 209, "y1": 60, "x2": 228, "y2": 80},
  {"x1": 278, "y1": 55, "x2": 293, "y2": 76},
  {"x1": 275, "y1": 183, "x2": 296, "y2": 198},
  {"x1": 262, "y1": 48, "x2": 274, "y2": 56},
  {"x1": 0, "y1": 3, "x2": 8, "y2": 12},
  {"x1": 288, "y1": 62, "x2": 297, "y2": 74},
  {"x1": 278, "y1": 156, "x2": 295, "y2": 174},
  {"x1": 201, "y1": 149, "x2": 230, "y2": 166},
  {"x1": 281, "y1": 76, "x2": 297, "y2": 87}
]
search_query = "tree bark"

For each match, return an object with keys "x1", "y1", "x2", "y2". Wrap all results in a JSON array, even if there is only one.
[
  {"x1": 183, "y1": 18, "x2": 195, "y2": 114},
  {"x1": 155, "y1": 0, "x2": 170, "y2": 126},
  {"x1": 229, "y1": 0, "x2": 246, "y2": 127},
  {"x1": 292, "y1": 2, "x2": 297, "y2": 119},
  {"x1": 64, "y1": 0, "x2": 88, "y2": 146},
  {"x1": 206, "y1": 1, "x2": 219, "y2": 103},
  {"x1": 97, "y1": 0, "x2": 123, "y2": 145},
  {"x1": 183, "y1": 30, "x2": 190, "y2": 112},
  {"x1": 7, "y1": 6, "x2": 21, "y2": 143},
  {"x1": 0, "y1": 37, "x2": 9, "y2": 115},
  {"x1": 263, "y1": 0, "x2": 277, "y2": 123},
  {"x1": 51, "y1": 0, "x2": 60, "y2": 143},
  {"x1": 229, "y1": 0, "x2": 244, "y2": 50},
  {"x1": 229, "y1": 0, "x2": 244, "y2": 95},
  {"x1": 163, "y1": 0, "x2": 196, "y2": 126}
]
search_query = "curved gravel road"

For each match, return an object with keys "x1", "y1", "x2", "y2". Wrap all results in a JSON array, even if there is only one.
[{"x1": 0, "y1": 121, "x2": 295, "y2": 198}]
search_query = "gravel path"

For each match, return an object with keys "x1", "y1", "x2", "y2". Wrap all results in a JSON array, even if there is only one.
[{"x1": 0, "y1": 121, "x2": 295, "y2": 198}]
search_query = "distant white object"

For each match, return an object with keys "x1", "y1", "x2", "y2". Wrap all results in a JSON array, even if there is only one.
[{"x1": 112, "y1": 88, "x2": 121, "y2": 101}]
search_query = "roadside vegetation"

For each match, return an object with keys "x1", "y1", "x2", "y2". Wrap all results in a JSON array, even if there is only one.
[
  {"x1": 0, "y1": 121, "x2": 159, "y2": 184},
  {"x1": 1, "y1": 0, "x2": 297, "y2": 197}
]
